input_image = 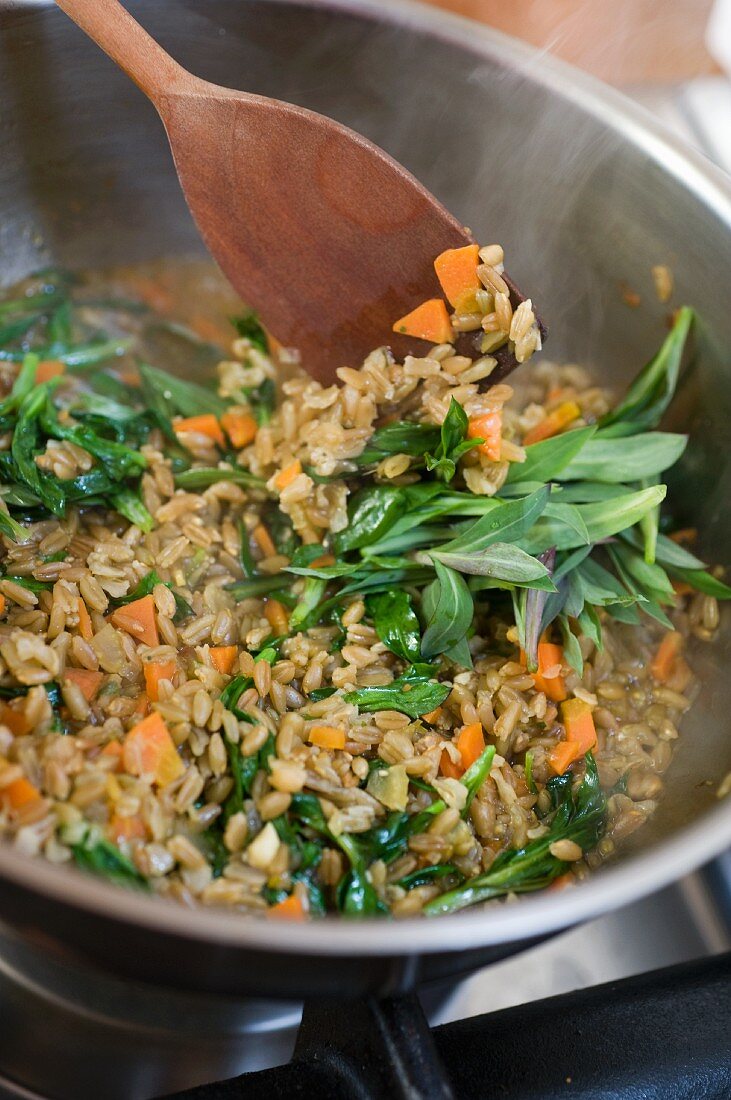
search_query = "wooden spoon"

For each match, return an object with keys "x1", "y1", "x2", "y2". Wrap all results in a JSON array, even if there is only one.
[{"x1": 55, "y1": 0, "x2": 542, "y2": 385}]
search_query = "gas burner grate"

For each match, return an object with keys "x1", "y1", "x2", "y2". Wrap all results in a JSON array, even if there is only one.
[{"x1": 165, "y1": 952, "x2": 731, "y2": 1100}]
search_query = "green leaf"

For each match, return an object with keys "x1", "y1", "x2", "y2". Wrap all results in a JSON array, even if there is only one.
[
  {"x1": 506, "y1": 426, "x2": 596, "y2": 484},
  {"x1": 421, "y1": 561, "x2": 474, "y2": 659},
  {"x1": 138, "y1": 362, "x2": 228, "y2": 419},
  {"x1": 366, "y1": 590, "x2": 422, "y2": 662},
  {"x1": 61, "y1": 338, "x2": 132, "y2": 368},
  {"x1": 461, "y1": 744, "x2": 496, "y2": 811},
  {"x1": 435, "y1": 542, "x2": 555, "y2": 587},
  {"x1": 232, "y1": 310, "x2": 268, "y2": 353},
  {"x1": 0, "y1": 510, "x2": 28, "y2": 543},
  {"x1": 334, "y1": 486, "x2": 405, "y2": 553},
  {"x1": 289, "y1": 576, "x2": 327, "y2": 631},
  {"x1": 576, "y1": 557, "x2": 642, "y2": 607},
  {"x1": 559, "y1": 615, "x2": 584, "y2": 675},
  {"x1": 110, "y1": 489, "x2": 154, "y2": 533},
  {"x1": 226, "y1": 575, "x2": 292, "y2": 599},
  {"x1": 520, "y1": 503, "x2": 590, "y2": 554},
  {"x1": 398, "y1": 864, "x2": 461, "y2": 890},
  {"x1": 12, "y1": 384, "x2": 67, "y2": 516},
  {"x1": 344, "y1": 670, "x2": 450, "y2": 719},
  {"x1": 598, "y1": 307, "x2": 693, "y2": 435},
  {"x1": 72, "y1": 833, "x2": 149, "y2": 890},
  {"x1": 610, "y1": 543, "x2": 675, "y2": 602},
  {"x1": 526, "y1": 489, "x2": 667, "y2": 552},
  {"x1": 356, "y1": 421, "x2": 441, "y2": 466},
  {"x1": 559, "y1": 432, "x2": 687, "y2": 483},
  {"x1": 622, "y1": 529, "x2": 705, "y2": 571},
  {"x1": 0, "y1": 353, "x2": 40, "y2": 418},
  {"x1": 424, "y1": 398, "x2": 480, "y2": 482},
  {"x1": 435, "y1": 486, "x2": 551, "y2": 557},
  {"x1": 667, "y1": 567, "x2": 731, "y2": 599},
  {"x1": 174, "y1": 466, "x2": 265, "y2": 491}
]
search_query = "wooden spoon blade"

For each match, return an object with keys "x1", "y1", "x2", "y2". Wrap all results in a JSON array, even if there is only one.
[{"x1": 161, "y1": 89, "x2": 542, "y2": 385}]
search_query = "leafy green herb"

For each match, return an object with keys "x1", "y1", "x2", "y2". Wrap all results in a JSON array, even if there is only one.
[
  {"x1": 524, "y1": 750, "x2": 536, "y2": 794},
  {"x1": 424, "y1": 755, "x2": 606, "y2": 915},
  {"x1": 344, "y1": 668, "x2": 450, "y2": 719},
  {"x1": 334, "y1": 486, "x2": 405, "y2": 554},
  {"x1": 138, "y1": 361, "x2": 229, "y2": 418},
  {"x1": 71, "y1": 832, "x2": 149, "y2": 890},
  {"x1": 174, "y1": 467, "x2": 265, "y2": 491},
  {"x1": 599, "y1": 307, "x2": 693, "y2": 436},
  {"x1": 421, "y1": 561, "x2": 473, "y2": 659},
  {"x1": 398, "y1": 864, "x2": 461, "y2": 890},
  {"x1": 559, "y1": 432, "x2": 687, "y2": 483},
  {"x1": 111, "y1": 489, "x2": 154, "y2": 532},
  {"x1": 356, "y1": 421, "x2": 441, "y2": 466},
  {"x1": 438, "y1": 487, "x2": 551, "y2": 557},
  {"x1": 366, "y1": 590, "x2": 422, "y2": 662},
  {"x1": 424, "y1": 398, "x2": 480, "y2": 482},
  {"x1": 434, "y1": 541, "x2": 555, "y2": 586},
  {"x1": 232, "y1": 309, "x2": 268, "y2": 353},
  {"x1": 505, "y1": 426, "x2": 596, "y2": 485}
]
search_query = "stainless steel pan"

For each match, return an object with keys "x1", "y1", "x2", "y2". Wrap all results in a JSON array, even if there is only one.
[{"x1": 1, "y1": 0, "x2": 730, "y2": 999}]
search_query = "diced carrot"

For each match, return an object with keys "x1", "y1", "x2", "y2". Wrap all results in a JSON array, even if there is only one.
[
  {"x1": 434, "y1": 244, "x2": 481, "y2": 312},
  {"x1": 101, "y1": 740, "x2": 123, "y2": 768},
  {"x1": 651, "y1": 630, "x2": 683, "y2": 684},
  {"x1": 126, "y1": 275, "x2": 174, "y2": 314},
  {"x1": 308, "y1": 726, "x2": 346, "y2": 750},
  {"x1": 118, "y1": 366, "x2": 141, "y2": 386},
  {"x1": 108, "y1": 813, "x2": 146, "y2": 845},
  {"x1": 440, "y1": 721, "x2": 485, "y2": 779},
  {"x1": 190, "y1": 313, "x2": 230, "y2": 345},
  {"x1": 266, "y1": 331, "x2": 282, "y2": 357},
  {"x1": 209, "y1": 646, "x2": 238, "y2": 675},
  {"x1": 393, "y1": 298, "x2": 453, "y2": 345},
  {"x1": 274, "y1": 459, "x2": 302, "y2": 492},
  {"x1": 253, "y1": 523, "x2": 277, "y2": 559},
  {"x1": 561, "y1": 698, "x2": 597, "y2": 755},
  {"x1": 64, "y1": 667, "x2": 104, "y2": 702},
  {"x1": 110, "y1": 595, "x2": 159, "y2": 647},
  {"x1": 549, "y1": 740, "x2": 582, "y2": 775},
  {"x1": 77, "y1": 597, "x2": 94, "y2": 642},
  {"x1": 0, "y1": 702, "x2": 31, "y2": 737},
  {"x1": 523, "y1": 401, "x2": 581, "y2": 446},
  {"x1": 133, "y1": 695, "x2": 149, "y2": 718},
  {"x1": 422, "y1": 707, "x2": 443, "y2": 724},
  {"x1": 0, "y1": 594, "x2": 6, "y2": 618},
  {"x1": 548, "y1": 873, "x2": 574, "y2": 891},
  {"x1": 672, "y1": 578, "x2": 694, "y2": 597},
  {"x1": 669, "y1": 528, "x2": 697, "y2": 545},
  {"x1": 3, "y1": 776, "x2": 42, "y2": 810},
  {"x1": 143, "y1": 659, "x2": 177, "y2": 702},
  {"x1": 36, "y1": 359, "x2": 65, "y2": 383},
  {"x1": 268, "y1": 893, "x2": 306, "y2": 920},
  {"x1": 440, "y1": 747, "x2": 462, "y2": 780},
  {"x1": 221, "y1": 409, "x2": 258, "y2": 449},
  {"x1": 174, "y1": 414, "x2": 226, "y2": 448},
  {"x1": 264, "y1": 599, "x2": 289, "y2": 635},
  {"x1": 123, "y1": 711, "x2": 184, "y2": 787},
  {"x1": 310, "y1": 554, "x2": 336, "y2": 569},
  {"x1": 467, "y1": 412, "x2": 503, "y2": 462},
  {"x1": 529, "y1": 641, "x2": 567, "y2": 702}
]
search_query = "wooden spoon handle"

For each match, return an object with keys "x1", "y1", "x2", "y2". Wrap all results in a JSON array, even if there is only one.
[{"x1": 54, "y1": 0, "x2": 191, "y2": 106}]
